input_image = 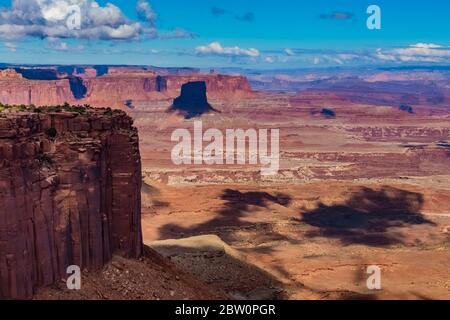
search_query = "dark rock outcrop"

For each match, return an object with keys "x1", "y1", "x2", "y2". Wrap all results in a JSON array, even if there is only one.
[
  {"x1": 0, "y1": 108, "x2": 143, "y2": 299},
  {"x1": 399, "y1": 104, "x2": 414, "y2": 114},
  {"x1": 320, "y1": 108, "x2": 336, "y2": 118},
  {"x1": 169, "y1": 81, "x2": 216, "y2": 119}
]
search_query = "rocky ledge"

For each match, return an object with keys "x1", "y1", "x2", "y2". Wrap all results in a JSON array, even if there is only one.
[{"x1": 0, "y1": 106, "x2": 142, "y2": 299}]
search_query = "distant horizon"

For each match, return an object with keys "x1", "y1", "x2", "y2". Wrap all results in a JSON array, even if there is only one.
[{"x1": 1, "y1": 61, "x2": 450, "y2": 74}]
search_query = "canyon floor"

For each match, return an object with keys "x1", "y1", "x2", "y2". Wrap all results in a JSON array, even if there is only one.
[
  {"x1": 133, "y1": 92, "x2": 450, "y2": 300},
  {"x1": 28, "y1": 91, "x2": 450, "y2": 300}
]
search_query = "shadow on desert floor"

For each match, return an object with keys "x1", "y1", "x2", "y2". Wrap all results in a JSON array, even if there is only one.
[
  {"x1": 158, "y1": 189, "x2": 292, "y2": 241},
  {"x1": 297, "y1": 186, "x2": 435, "y2": 246},
  {"x1": 154, "y1": 185, "x2": 441, "y2": 299}
]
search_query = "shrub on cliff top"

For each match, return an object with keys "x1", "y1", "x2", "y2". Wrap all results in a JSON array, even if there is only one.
[{"x1": 0, "y1": 102, "x2": 89, "y2": 114}]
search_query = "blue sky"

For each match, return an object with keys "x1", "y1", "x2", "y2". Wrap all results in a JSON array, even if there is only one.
[{"x1": 0, "y1": 0, "x2": 449, "y2": 68}]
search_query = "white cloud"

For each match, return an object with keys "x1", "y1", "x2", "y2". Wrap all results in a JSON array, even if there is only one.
[
  {"x1": 375, "y1": 48, "x2": 397, "y2": 61},
  {"x1": 136, "y1": 0, "x2": 157, "y2": 27},
  {"x1": 195, "y1": 42, "x2": 260, "y2": 57},
  {"x1": 0, "y1": 0, "x2": 142, "y2": 40},
  {"x1": 411, "y1": 43, "x2": 443, "y2": 49},
  {"x1": 0, "y1": 0, "x2": 190, "y2": 41},
  {"x1": 284, "y1": 48, "x2": 295, "y2": 56},
  {"x1": 376, "y1": 43, "x2": 450, "y2": 63},
  {"x1": 4, "y1": 42, "x2": 17, "y2": 52}
]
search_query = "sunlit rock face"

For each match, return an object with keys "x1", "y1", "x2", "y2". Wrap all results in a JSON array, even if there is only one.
[
  {"x1": 0, "y1": 108, "x2": 143, "y2": 299},
  {"x1": 0, "y1": 67, "x2": 253, "y2": 109}
]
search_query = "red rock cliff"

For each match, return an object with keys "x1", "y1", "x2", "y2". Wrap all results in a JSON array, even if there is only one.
[
  {"x1": 82, "y1": 73, "x2": 253, "y2": 107},
  {"x1": 0, "y1": 70, "x2": 75, "y2": 106},
  {"x1": 0, "y1": 69, "x2": 253, "y2": 108},
  {"x1": 0, "y1": 108, "x2": 142, "y2": 299}
]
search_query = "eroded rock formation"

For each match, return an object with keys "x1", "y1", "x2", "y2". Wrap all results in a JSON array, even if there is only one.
[
  {"x1": 0, "y1": 108, "x2": 142, "y2": 299},
  {"x1": 0, "y1": 69, "x2": 75, "y2": 106},
  {"x1": 170, "y1": 81, "x2": 215, "y2": 118}
]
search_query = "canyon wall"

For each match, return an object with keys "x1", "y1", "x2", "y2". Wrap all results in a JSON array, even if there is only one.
[
  {"x1": 0, "y1": 69, "x2": 253, "y2": 108},
  {"x1": 82, "y1": 73, "x2": 253, "y2": 107},
  {"x1": 0, "y1": 75, "x2": 75, "y2": 106},
  {"x1": 0, "y1": 109, "x2": 142, "y2": 299}
]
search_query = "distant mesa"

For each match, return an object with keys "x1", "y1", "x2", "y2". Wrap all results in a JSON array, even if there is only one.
[
  {"x1": 0, "y1": 68, "x2": 23, "y2": 79},
  {"x1": 0, "y1": 65, "x2": 253, "y2": 109},
  {"x1": 169, "y1": 81, "x2": 218, "y2": 119}
]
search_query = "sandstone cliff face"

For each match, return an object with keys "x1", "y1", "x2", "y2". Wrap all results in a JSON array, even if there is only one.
[
  {"x1": 0, "y1": 77, "x2": 75, "y2": 106},
  {"x1": 0, "y1": 109, "x2": 142, "y2": 299},
  {"x1": 82, "y1": 74, "x2": 253, "y2": 108},
  {"x1": 164, "y1": 74, "x2": 253, "y2": 97}
]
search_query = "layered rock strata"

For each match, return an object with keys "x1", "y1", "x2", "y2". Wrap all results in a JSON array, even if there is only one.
[
  {"x1": 0, "y1": 108, "x2": 142, "y2": 299},
  {"x1": 0, "y1": 69, "x2": 253, "y2": 108}
]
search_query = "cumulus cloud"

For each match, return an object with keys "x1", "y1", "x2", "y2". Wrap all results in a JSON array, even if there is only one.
[
  {"x1": 195, "y1": 42, "x2": 260, "y2": 57},
  {"x1": 0, "y1": 0, "x2": 191, "y2": 41},
  {"x1": 376, "y1": 43, "x2": 450, "y2": 63},
  {"x1": 0, "y1": 0, "x2": 142, "y2": 40},
  {"x1": 136, "y1": 0, "x2": 157, "y2": 27},
  {"x1": 319, "y1": 11, "x2": 354, "y2": 20}
]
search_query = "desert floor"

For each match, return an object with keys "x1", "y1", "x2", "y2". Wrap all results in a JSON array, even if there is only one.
[{"x1": 134, "y1": 93, "x2": 450, "y2": 300}]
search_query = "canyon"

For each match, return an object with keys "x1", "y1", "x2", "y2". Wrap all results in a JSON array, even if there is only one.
[
  {"x1": 0, "y1": 65, "x2": 449, "y2": 300},
  {"x1": 131, "y1": 83, "x2": 450, "y2": 299}
]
